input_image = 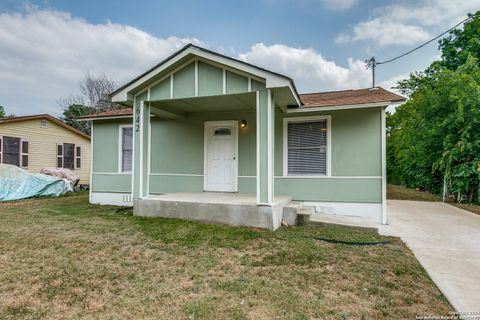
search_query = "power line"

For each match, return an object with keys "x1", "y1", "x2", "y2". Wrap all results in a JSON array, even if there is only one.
[
  {"x1": 365, "y1": 12, "x2": 479, "y2": 87},
  {"x1": 377, "y1": 13, "x2": 477, "y2": 65}
]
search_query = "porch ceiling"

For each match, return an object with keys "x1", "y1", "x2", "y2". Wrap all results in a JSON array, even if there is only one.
[{"x1": 148, "y1": 92, "x2": 256, "y2": 119}]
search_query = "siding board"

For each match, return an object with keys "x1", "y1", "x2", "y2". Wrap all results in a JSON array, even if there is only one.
[{"x1": 0, "y1": 118, "x2": 91, "y2": 184}]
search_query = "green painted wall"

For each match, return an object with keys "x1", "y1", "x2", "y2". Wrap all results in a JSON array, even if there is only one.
[
  {"x1": 226, "y1": 71, "x2": 248, "y2": 94},
  {"x1": 91, "y1": 103, "x2": 382, "y2": 203},
  {"x1": 173, "y1": 62, "x2": 195, "y2": 99},
  {"x1": 150, "y1": 175, "x2": 203, "y2": 193},
  {"x1": 91, "y1": 119, "x2": 132, "y2": 193},
  {"x1": 149, "y1": 110, "x2": 256, "y2": 176},
  {"x1": 275, "y1": 177, "x2": 381, "y2": 202},
  {"x1": 198, "y1": 62, "x2": 223, "y2": 96},
  {"x1": 150, "y1": 77, "x2": 170, "y2": 100},
  {"x1": 92, "y1": 119, "x2": 131, "y2": 172},
  {"x1": 91, "y1": 174, "x2": 131, "y2": 192},
  {"x1": 275, "y1": 107, "x2": 382, "y2": 177}
]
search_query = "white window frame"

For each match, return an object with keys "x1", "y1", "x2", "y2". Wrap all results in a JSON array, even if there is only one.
[
  {"x1": 20, "y1": 139, "x2": 28, "y2": 168},
  {"x1": 75, "y1": 145, "x2": 81, "y2": 169},
  {"x1": 118, "y1": 124, "x2": 133, "y2": 173},
  {"x1": 283, "y1": 115, "x2": 332, "y2": 177}
]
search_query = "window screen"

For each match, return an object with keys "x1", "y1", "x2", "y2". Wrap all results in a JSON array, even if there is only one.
[
  {"x1": 287, "y1": 120, "x2": 327, "y2": 175},
  {"x1": 2, "y1": 136, "x2": 20, "y2": 167},
  {"x1": 122, "y1": 127, "x2": 133, "y2": 172},
  {"x1": 63, "y1": 143, "x2": 75, "y2": 170}
]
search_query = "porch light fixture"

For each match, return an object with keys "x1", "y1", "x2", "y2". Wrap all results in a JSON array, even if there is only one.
[{"x1": 241, "y1": 120, "x2": 247, "y2": 128}]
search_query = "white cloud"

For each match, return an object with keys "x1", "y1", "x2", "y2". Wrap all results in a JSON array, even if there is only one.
[
  {"x1": 239, "y1": 43, "x2": 370, "y2": 92},
  {"x1": 0, "y1": 8, "x2": 375, "y2": 116},
  {"x1": 338, "y1": 0, "x2": 480, "y2": 47},
  {"x1": 0, "y1": 8, "x2": 203, "y2": 116},
  {"x1": 321, "y1": 0, "x2": 358, "y2": 11}
]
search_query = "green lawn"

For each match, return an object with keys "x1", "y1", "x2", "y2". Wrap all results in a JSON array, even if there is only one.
[{"x1": 0, "y1": 193, "x2": 451, "y2": 319}]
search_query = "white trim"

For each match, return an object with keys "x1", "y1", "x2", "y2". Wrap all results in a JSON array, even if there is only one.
[
  {"x1": 139, "y1": 101, "x2": 144, "y2": 198},
  {"x1": 283, "y1": 115, "x2": 332, "y2": 177},
  {"x1": 381, "y1": 107, "x2": 387, "y2": 225},
  {"x1": 222, "y1": 68, "x2": 226, "y2": 94},
  {"x1": 256, "y1": 91, "x2": 260, "y2": 203},
  {"x1": 287, "y1": 102, "x2": 394, "y2": 113},
  {"x1": 306, "y1": 201, "x2": 382, "y2": 222},
  {"x1": 196, "y1": 57, "x2": 265, "y2": 84},
  {"x1": 20, "y1": 139, "x2": 28, "y2": 168},
  {"x1": 90, "y1": 192, "x2": 133, "y2": 206},
  {"x1": 0, "y1": 135, "x2": 3, "y2": 164},
  {"x1": 111, "y1": 46, "x2": 296, "y2": 104},
  {"x1": 248, "y1": 78, "x2": 252, "y2": 92},
  {"x1": 267, "y1": 89, "x2": 273, "y2": 204},
  {"x1": 275, "y1": 175, "x2": 381, "y2": 179},
  {"x1": 203, "y1": 120, "x2": 239, "y2": 192},
  {"x1": 131, "y1": 96, "x2": 136, "y2": 200},
  {"x1": 118, "y1": 124, "x2": 133, "y2": 173},
  {"x1": 147, "y1": 107, "x2": 151, "y2": 197},
  {"x1": 81, "y1": 115, "x2": 133, "y2": 121},
  {"x1": 89, "y1": 123, "x2": 93, "y2": 202},
  {"x1": 170, "y1": 74, "x2": 174, "y2": 99},
  {"x1": 150, "y1": 173, "x2": 204, "y2": 177},
  {"x1": 239, "y1": 175, "x2": 256, "y2": 178},
  {"x1": 194, "y1": 59, "x2": 199, "y2": 97},
  {"x1": 93, "y1": 172, "x2": 132, "y2": 175}
]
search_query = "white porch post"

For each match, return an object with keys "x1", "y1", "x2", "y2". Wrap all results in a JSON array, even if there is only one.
[
  {"x1": 381, "y1": 106, "x2": 387, "y2": 224},
  {"x1": 132, "y1": 100, "x2": 151, "y2": 199},
  {"x1": 256, "y1": 89, "x2": 275, "y2": 205}
]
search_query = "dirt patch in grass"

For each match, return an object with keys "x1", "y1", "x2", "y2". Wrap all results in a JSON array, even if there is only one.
[
  {"x1": 388, "y1": 184, "x2": 480, "y2": 216},
  {"x1": 0, "y1": 194, "x2": 452, "y2": 319},
  {"x1": 387, "y1": 184, "x2": 441, "y2": 202}
]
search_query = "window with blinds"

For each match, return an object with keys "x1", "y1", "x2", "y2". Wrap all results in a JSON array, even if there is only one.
[
  {"x1": 287, "y1": 119, "x2": 328, "y2": 175},
  {"x1": 121, "y1": 127, "x2": 133, "y2": 172}
]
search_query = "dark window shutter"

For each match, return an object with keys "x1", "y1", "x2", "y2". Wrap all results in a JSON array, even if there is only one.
[{"x1": 287, "y1": 120, "x2": 328, "y2": 175}]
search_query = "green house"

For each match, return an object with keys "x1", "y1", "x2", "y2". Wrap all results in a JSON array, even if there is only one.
[{"x1": 81, "y1": 44, "x2": 405, "y2": 230}]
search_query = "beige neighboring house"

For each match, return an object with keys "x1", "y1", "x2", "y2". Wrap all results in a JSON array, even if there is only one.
[{"x1": 0, "y1": 114, "x2": 91, "y2": 184}]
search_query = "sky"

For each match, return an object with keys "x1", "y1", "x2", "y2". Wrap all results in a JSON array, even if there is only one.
[{"x1": 0, "y1": 0, "x2": 479, "y2": 116}]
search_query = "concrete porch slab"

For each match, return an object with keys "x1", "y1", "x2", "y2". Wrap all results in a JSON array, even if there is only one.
[{"x1": 134, "y1": 192, "x2": 291, "y2": 230}]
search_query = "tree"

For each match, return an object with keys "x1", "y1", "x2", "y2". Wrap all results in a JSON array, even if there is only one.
[
  {"x1": 61, "y1": 104, "x2": 96, "y2": 135},
  {"x1": 388, "y1": 11, "x2": 480, "y2": 202},
  {"x1": 58, "y1": 73, "x2": 124, "y2": 135},
  {"x1": 0, "y1": 105, "x2": 14, "y2": 118}
]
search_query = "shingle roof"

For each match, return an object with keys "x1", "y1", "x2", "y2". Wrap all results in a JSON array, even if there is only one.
[
  {"x1": 299, "y1": 87, "x2": 406, "y2": 108},
  {"x1": 0, "y1": 114, "x2": 90, "y2": 139},
  {"x1": 79, "y1": 87, "x2": 406, "y2": 120},
  {"x1": 77, "y1": 108, "x2": 133, "y2": 119}
]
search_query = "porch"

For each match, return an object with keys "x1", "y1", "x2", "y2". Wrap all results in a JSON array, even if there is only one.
[{"x1": 134, "y1": 192, "x2": 292, "y2": 230}]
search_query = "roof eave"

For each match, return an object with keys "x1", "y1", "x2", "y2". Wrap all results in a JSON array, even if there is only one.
[
  {"x1": 111, "y1": 44, "x2": 301, "y2": 106},
  {"x1": 289, "y1": 101, "x2": 403, "y2": 113}
]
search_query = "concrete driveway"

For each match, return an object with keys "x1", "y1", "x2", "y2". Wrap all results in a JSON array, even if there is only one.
[{"x1": 379, "y1": 200, "x2": 480, "y2": 312}]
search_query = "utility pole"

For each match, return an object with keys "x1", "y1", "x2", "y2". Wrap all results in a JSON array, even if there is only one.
[{"x1": 365, "y1": 57, "x2": 376, "y2": 88}]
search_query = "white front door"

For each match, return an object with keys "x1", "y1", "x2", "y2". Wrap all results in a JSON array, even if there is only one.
[{"x1": 204, "y1": 121, "x2": 238, "y2": 192}]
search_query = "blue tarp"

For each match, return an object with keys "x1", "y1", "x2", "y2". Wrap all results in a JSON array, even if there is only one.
[{"x1": 0, "y1": 164, "x2": 70, "y2": 201}]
